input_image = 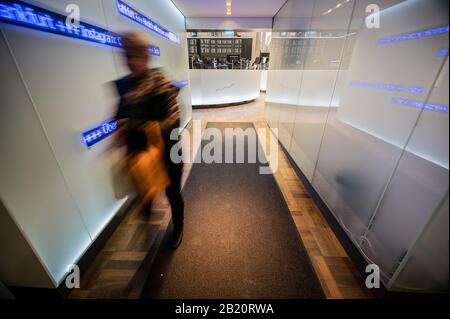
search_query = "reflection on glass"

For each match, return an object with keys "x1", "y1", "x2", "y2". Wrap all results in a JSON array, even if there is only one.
[
  {"x1": 265, "y1": 0, "x2": 449, "y2": 292},
  {"x1": 187, "y1": 31, "x2": 273, "y2": 70}
]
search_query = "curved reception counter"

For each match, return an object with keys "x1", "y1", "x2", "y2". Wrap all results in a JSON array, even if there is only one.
[{"x1": 189, "y1": 70, "x2": 262, "y2": 107}]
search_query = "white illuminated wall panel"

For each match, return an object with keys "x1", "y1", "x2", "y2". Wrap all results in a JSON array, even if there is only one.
[
  {"x1": 336, "y1": 1, "x2": 448, "y2": 148},
  {"x1": 0, "y1": 0, "x2": 191, "y2": 287},
  {"x1": 289, "y1": 106, "x2": 331, "y2": 181},
  {"x1": 406, "y1": 58, "x2": 449, "y2": 170},
  {"x1": 265, "y1": 70, "x2": 303, "y2": 106},
  {"x1": 0, "y1": 28, "x2": 92, "y2": 287},
  {"x1": 1, "y1": 18, "x2": 125, "y2": 239}
]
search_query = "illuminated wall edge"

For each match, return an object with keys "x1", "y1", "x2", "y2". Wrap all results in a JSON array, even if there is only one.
[{"x1": 57, "y1": 196, "x2": 129, "y2": 286}]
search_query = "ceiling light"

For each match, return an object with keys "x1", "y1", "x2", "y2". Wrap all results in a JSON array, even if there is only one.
[
  {"x1": 226, "y1": 0, "x2": 232, "y2": 15},
  {"x1": 322, "y1": 0, "x2": 351, "y2": 15}
]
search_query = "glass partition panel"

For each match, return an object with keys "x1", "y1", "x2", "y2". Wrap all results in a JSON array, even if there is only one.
[
  {"x1": 360, "y1": 55, "x2": 449, "y2": 281},
  {"x1": 268, "y1": 0, "x2": 449, "y2": 292},
  {"x1": 391, "y1": 195, "x2": 449, "y2": 293},
  {"x1": 290, "y1": 0, "x2": 356, "y2": 180},
  {"x1": 312, "y1": 0, "x2": 449, "y2": 284},
  {"x1": 267, "y1": 0, "x2": 316, "y2": 150}
]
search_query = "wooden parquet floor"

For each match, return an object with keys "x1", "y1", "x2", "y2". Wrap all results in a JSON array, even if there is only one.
[
  {"x1": 69, "y1": 194, "x2": 171, "y2": 299},
  {"x1": 254, "y1": 120, "x2": 373, "y2": 299}
]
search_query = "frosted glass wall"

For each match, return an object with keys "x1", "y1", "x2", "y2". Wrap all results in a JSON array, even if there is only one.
[
  {"x1": 0, "y1": 0, "x2": 191, "y2": 288},
  {"x1": 266, "y1": 0, "x2": 449, "y2": 292}
]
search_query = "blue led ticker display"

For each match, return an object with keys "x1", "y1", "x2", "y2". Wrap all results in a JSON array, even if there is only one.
[
  {"x1": 148, "y1": 46, "x2": 161, "y2": 56},
  {"x1": 0, "y1": 1, "x2": 160, "y2": 56},
  {"x1": 350, "y1": 81, "x2": 425, "y2": 94},
  {"x1": 82, "y1": 80, "x2": 186, "y2": 148},
  {"x1": 378, "y1": 25, "x2": 449, "y2": 45},
  {"x1": 0, "y1": 1, "x2": 121, "y2": 46},
  {"x1": 82, "y1": 120, "x2": 118, "y2": 148},
  {"x1": 117, "y1": 0, "x2": 180, "y2": 45},
  {"x1": 437, "y1": 49, "x2": 449, "y2": 57},
  {"x1": 171, "y1": 80, "x2": 189, "y2": 88},
  {"x1": 392, "y1": 97, "x2": 449, "y2": 113}
]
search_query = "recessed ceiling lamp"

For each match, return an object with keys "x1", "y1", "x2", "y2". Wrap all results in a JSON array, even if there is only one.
[
  {"x1": 323, "y1": 0, "x2": 351, "y2": 15},
  {"x1": 226, "y1": 0, "x2": 232, "y2": 16}
]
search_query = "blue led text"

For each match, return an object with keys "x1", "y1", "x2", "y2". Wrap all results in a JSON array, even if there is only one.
[
  {"x1": 350, "y1": 81, "x2": 425, "y2": 94},
  {"x1": 437, "y1": 49, "x2": 449, "y2": 57},
  {"x1": 378, "y1": 25, "x2": 449, "y2": 45},
  {"x1": 0, "y1": 1, "x2": 160, "y2": 55},
  {"x1": 82, "y1": 120, "x2": 118, "y2": 148},
  {"x1": 392, "y1": 97, "x2": 448, "y2": 113},
  {"x1": 117, "y1": 0, "x2": 180, "y2": 45}
]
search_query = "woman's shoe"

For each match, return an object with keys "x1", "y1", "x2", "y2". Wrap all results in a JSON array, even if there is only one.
[{"x1": 171, "y1": 226, "x2": 183, "y2": 249}]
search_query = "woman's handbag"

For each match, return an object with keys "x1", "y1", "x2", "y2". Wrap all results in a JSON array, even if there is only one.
[{"x1": 127, "y1": 121, "x2": 171, "y2": 205}]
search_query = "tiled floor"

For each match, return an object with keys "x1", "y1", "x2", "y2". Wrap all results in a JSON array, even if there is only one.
[{"x1": 70, "y1": 94, "x2": 372, "y2": 299}]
